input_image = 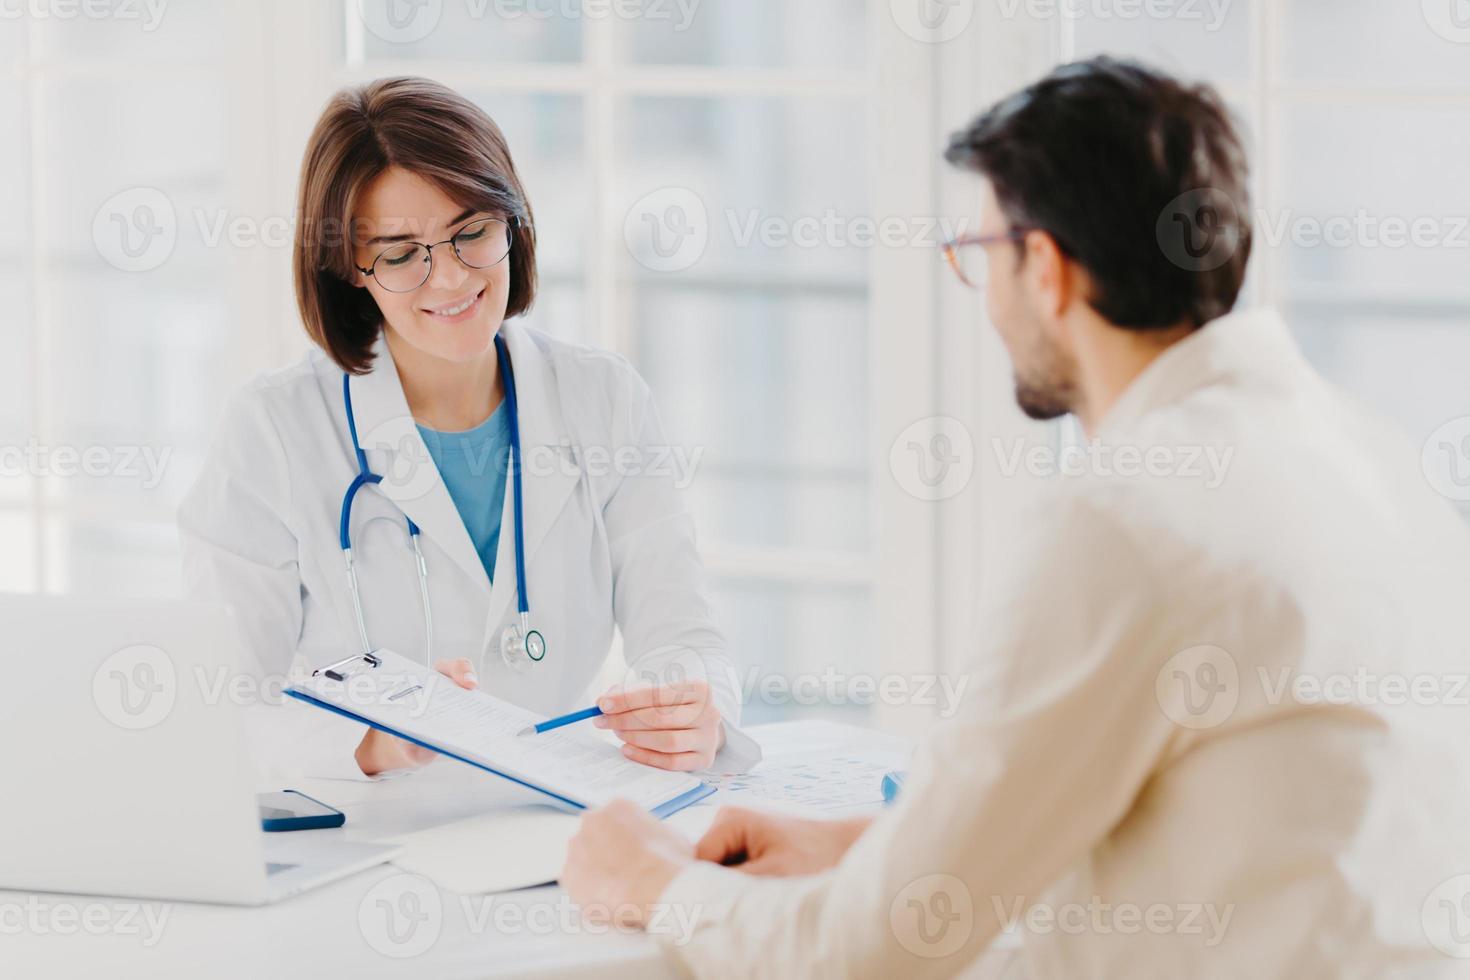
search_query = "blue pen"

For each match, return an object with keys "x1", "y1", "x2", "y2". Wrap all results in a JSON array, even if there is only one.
[{"x1": 515, "y1": 705, "x2": 603, "y2": 737}]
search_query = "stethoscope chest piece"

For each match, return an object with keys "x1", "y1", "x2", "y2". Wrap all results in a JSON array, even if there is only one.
[{"x1": 500, "y1": 619, "x2": 547, "y2": 672}]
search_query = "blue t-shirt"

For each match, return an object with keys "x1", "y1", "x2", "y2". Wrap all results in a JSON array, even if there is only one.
[{"x1": 417, "y1": 403, "x2": 511, "y2": 582}]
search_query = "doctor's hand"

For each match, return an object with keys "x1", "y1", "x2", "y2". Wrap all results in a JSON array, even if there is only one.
[
  {"x1": 353, "y1": 658, "x2": 479, "y2": 776},
  {"x1": 593, "y1": 680, "x2": 724, "y2": 771},
  {"x1": 693, "y1": 806, "x2": 873, "y2": 877}
]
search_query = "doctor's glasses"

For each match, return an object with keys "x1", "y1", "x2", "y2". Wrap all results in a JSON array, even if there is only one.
[{"x1": 356, "y1": 216, "x2": 517, "y2": 293}]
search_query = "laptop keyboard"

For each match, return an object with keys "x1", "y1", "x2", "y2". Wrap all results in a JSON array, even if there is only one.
[{"x1": 265, "y1": 862, "x2": 300, "y2": 876}]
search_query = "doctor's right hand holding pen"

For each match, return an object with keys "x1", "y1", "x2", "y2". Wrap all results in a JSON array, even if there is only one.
[
  {"x1": 355, "y1": 664, "x2": 722, "y2": 776},
  {"x1": 591, "y1": 680, "x2": 724, "y2": 772}
]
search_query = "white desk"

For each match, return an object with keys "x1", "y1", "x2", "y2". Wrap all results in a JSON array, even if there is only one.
[{"x1": 3, "y1": 721, "x2": 902, "y2": 979}]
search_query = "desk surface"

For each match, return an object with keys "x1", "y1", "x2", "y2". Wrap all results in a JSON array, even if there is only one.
[{"x1": 4, "y1": 720, "x2": 926, "y2": 980}]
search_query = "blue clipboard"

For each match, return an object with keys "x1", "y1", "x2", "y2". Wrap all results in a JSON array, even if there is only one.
[{"x1": 285, "y1": 688, "x2": 716, "y2": 819}]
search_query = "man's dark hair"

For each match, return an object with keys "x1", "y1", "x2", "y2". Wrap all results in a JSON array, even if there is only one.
[{"x1": 945, "y1": 56, "x2": 1252, "y2": 331}]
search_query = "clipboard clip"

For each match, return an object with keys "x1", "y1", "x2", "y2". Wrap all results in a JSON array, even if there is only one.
[{"x1": 314, "y1": 652, "x2": 382, "y2": 682}]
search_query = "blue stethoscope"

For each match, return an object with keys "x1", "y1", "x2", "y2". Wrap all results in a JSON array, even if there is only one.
[{"x1": 339, "y1": 332, "x2": 546, "y2": 670}]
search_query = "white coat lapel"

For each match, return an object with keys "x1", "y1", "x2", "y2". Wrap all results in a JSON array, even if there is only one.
[
  {"x1": 346, "y1": 336, "x2": 492, "y2": 595},
  {"x1": 482, "y1": 322, "x2": 581, "y2": 634}
]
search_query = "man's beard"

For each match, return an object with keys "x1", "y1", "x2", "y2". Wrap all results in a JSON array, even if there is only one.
[
  {"x1": 1011, "y1": 376, "x2": 1070, "y2": 423},
  {"x1": 1013, "y1": 368, "x2": 1076, "y2": 420}
]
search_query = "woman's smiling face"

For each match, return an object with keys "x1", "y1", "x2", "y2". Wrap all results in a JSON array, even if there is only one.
[{"x1": 352, "y1": 166, "x2": 514, "y2": 366}]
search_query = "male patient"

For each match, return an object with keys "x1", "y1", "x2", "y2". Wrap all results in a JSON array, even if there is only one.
[{"x1": 560, "y1": 58, "x2": 1470, "y2": 977}]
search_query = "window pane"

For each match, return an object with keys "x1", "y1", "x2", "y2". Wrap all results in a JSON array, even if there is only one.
[
  {"x1": 44, "y1": 517, "x2": 180, "y2": 597},
  {"x1": 0, "y1": 510, "x2": 37, "y2": 592},
  {"x1": 710, "y1": 578, "x2": 874, "y2": 726},
  {"x1": 618, "y1": 95, "x2": 870, "y2": 554},
  {"x1": 1067, "y1": 0, "x2": 1253, "y2": 84},
  {"x1": 37, "y1": 0, "x2": 227, "y2": 63},
  {"x1": 42, "y1": 77, "x2": 228, "y2": 266},
  {"x1": 624, "y1": 0, "x2": 867, "y2": 69},
  {"x1": 1276, "y1": 103, "x2": 1470, "y2": 297},
  {"x1": 0, "y1": 66, "x2": 33, "y2": 507},
  {"x1": 0, "y1": 68, "x2": 27, "y2": 259},
  {"x1": 618, "y1": 96, "x2": 869, "y2": 279},
  {"x1": 0, "y1": 16, "x2": 24, "y2": 61},
  {"x1": 1283, "y1": 0, "x2": 1470, "y2": 87},
  {"x1": 1289, "y1": 305, "x2": 1470, "y2": 521},
  {"x1": 633, "y1": 287, "x2": 869, "y2": 553},
  {"x1": 464, "y1": 92, "x2": 589, "y2": 343},
  {"x1": 44, "y1": 269, "x2": 226, "y2": 510},
  {"x1": 350, "y1": 0, "x2": 581, "y2": 62},
  {"x1": 0, "y1": 275, "x2": 36, "y2": 506}
]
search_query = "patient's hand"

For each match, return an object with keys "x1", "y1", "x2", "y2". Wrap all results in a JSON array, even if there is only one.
[
  {"x1": 694, "y1": 807, "x2": 873, "y2": 876},
  {"x1": 354, "y1": 657, "x2": 479, "y2": 776}
]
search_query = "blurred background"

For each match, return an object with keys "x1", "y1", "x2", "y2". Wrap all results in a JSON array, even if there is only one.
[{"x1": 3, "y1": 0, "x2": 1467, "y2": 732}]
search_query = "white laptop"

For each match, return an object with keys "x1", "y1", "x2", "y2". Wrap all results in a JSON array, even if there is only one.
[{"x1": 0, "y1": 594, "x2": 400, "y2": 905}]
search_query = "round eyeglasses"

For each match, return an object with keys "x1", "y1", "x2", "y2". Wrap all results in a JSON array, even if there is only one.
[{"x1": 356, "y1": 216, "x2": 517, "y2": 293}]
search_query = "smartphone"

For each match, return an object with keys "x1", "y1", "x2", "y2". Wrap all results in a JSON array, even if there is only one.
[{"x1": 258, "y1": 790, "x2": 346, "y2": 832}]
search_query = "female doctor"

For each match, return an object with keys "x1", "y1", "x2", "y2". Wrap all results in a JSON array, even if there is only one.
[{"x1": 179, "y1": 76, "x2": 758, "y2": 778}]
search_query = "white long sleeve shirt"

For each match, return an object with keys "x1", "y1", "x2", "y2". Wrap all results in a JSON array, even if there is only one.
[{"x1": 656, "y1": 308, "x2": 1470, "y2": 979}]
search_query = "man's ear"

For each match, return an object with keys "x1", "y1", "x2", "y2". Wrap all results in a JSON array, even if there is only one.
[{"x1": 1022, "y1": 230, "x2": 1071, "y2": 319}]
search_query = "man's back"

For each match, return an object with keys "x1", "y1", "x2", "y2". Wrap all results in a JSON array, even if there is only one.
[{"x1": 1016, "y1": 307, "x2": 1470, "y2": 978}]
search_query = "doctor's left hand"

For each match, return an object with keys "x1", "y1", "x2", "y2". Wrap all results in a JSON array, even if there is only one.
[
  {"x1": 593, "y1": 681, "x2": 724, "y2": 771},
  {"x1": 354, "y1": 658, "x2": 480, "y2": 776}
]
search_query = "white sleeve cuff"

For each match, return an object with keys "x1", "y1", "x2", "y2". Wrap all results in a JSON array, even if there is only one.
[{"x1": 706, "y1": 721, "x2": 763, "y2": 775}]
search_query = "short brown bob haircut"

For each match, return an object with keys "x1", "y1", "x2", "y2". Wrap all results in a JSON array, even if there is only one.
[{"x1": 293, "y1": 76, "x2": 537, "y2": 374}]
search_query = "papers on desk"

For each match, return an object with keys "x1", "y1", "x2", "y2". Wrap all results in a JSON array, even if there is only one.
[
  {"x1": 382, "y1": 803, "x2": 722, "y2": 895},
  {"x1": 286, "y1": 649, "x2": 712, "y2": 815},
  {"x1": 709, "y1": 750, "x2": 910, "y2": 813}
]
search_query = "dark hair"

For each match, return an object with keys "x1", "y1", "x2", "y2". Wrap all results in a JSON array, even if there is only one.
[
  {"x1": 293, "y1": 76, "x2": 538, "y2": 374},
  {"x1": 945, "y1": 56, "x2": 1251, "y2": 331}
]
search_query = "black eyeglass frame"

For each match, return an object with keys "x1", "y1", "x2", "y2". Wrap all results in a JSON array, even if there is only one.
[{"x1": 355, "y1": 214, "x2": 523, "y2": 293}]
